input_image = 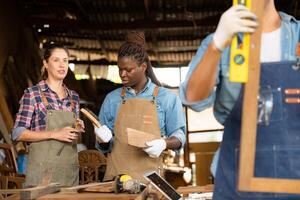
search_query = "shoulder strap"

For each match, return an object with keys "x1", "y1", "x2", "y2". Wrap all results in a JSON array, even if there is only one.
[
  {"x1": 121, "y1": 87, "x2": 126, "y2": 104},
  {"x1": 151, "y1": 86, "x2": 159, "y2": 103},
  {"x1": 39, "y1": 88, "x2": 49, "y2": 108}
]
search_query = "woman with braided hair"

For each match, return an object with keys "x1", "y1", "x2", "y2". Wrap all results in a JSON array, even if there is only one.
[{"x1": 94, "y1": 31, "x2": 186, "y2": 182}]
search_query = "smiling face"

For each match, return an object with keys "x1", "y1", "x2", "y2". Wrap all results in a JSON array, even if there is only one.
[
  {"x1": 43, "y1": 48, "x2": 69, "y2": 81},
  {"x1": 118, "y1": 56, "x2": 146, "y2": 88}
]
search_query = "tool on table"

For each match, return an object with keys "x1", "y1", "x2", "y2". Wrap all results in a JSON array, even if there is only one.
[
  {"x1": 143, "y1": 171, "x2": 181, "y2": 200},
  {"x1": 78, "y1": 174, "x2": 145, "y2": 194},
  {"x1": 229, "y1": 0, "x2": 251, "y2": 83},
  {"x1": 115, "y1": 174, "x2": 145, "y2": 194}
]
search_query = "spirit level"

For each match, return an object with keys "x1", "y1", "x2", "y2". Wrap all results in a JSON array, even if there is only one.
[{"x1": 229, "y1": 0, "x2": 251, "y2": 83}]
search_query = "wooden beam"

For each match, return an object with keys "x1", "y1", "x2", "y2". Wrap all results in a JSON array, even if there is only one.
[
  {"x1": 0, "y1": 80, "x2": 13, "y2": 145},
  {"x1": 28, "y1": 15, "x2": 220, "y2": 30},
  {"x1": 238, "y1": 0, "x2": 264, "y2": 191}
]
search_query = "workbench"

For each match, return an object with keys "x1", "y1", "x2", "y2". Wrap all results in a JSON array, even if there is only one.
[{"x1": 4, "y1": 192, "x2": 139, "y2": 200}]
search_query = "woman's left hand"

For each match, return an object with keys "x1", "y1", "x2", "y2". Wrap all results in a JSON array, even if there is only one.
[{"x1": 75, "y1": 118, "x2": 85, "y2": 133}]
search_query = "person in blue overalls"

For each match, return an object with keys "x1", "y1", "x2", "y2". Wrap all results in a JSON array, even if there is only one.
[{"x1": 180, "y1": 0, "x2": 300, "y2": 199}]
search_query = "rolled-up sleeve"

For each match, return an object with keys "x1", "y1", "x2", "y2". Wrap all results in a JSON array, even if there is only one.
[
  {"x1": 169, "y1": 129, "x2": 185, "y2": 147},
  {"x1": 11, "y1": 89, "x2": 34, "y2": 141},
  {"x1": 96, "y1": 94, "x2": 115, "y2": 153},
  {"x1": 179, "y1": 34, "x2": 218, "y2": 112},
  {"x1": 164, "y1": 94, "x2": 186, "y2": 149}
]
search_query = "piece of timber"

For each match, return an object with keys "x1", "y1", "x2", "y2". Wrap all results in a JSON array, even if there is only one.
[
  {"x1": 237, "y1": 0, "x2": 263, "y2": 192},
  {"x1": 126, "y1": 128, "x2": 160, "y2": 148},
  {"x1": 177, "y1": 185, "x2": 214, "y2": 196},
  {"x1": 60, "y1": 182, "x2": 107, "y2": 193},
  {"x1": 3, "y1": 193, "x2": 140, "y2": 200},
  {"x1": 78, "y1": 181, "x2": 115, "y2": 193},
  {"x1": 0, "y1": 183, "x2": 60, "y2": 199}
]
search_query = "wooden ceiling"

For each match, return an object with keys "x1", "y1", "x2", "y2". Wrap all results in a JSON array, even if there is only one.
[{"x1": 17, "y1": 0, "x2": 300, "y2": 67}]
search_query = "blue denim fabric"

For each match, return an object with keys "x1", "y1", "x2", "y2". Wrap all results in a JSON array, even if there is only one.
[
  {"x1": 213, "y1": 61, "x2": 300, "y2": 200},
  {"x1": 96, "y1": 79, "x2": 186, "y2": 153},
  {"x1": 179, "y1": 12, "x2": 300, "y2": 125}
]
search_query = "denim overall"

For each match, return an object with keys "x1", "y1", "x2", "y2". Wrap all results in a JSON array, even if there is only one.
[{"x1": 213, "y1": 61, "x2": 300, "y2": 200}]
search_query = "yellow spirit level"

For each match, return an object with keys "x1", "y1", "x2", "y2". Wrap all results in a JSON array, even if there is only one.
[{"x1": 229, "y1": 0, "x2": 251, "y2": 83}]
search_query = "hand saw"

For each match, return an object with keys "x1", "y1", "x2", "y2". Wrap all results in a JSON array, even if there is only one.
[{"x1": 229, "y1": 0, "x2": 251, "y2": 83}]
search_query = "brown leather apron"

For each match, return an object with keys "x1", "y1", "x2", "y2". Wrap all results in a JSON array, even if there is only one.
[
  {"x1": 25, "y1": 89, "x2": 79, "y2": 187},
  {"x1": 104, "y1": 86, "x2": 163, "y2": 183}
]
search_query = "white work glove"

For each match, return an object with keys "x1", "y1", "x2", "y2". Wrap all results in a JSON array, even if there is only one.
[
  {"x1": 143, "y1": 139, "x2": 166, "y2": 158},
  {"x1": 94, "y1": 125, "x2": 113, "y2": 143},
  {"x1": 213, "y1": 5, "x2": 258, "y2": 51}
]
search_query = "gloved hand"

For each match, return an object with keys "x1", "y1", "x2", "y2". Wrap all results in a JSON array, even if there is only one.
[
  {"x1": 94, "y1": 125, "x2": 113, "y2": 143},
  {"x1": 143, "y1": 139, "x2": 166, "y2": 158},
  {"x1": 213, "y1": 5, "x2": 258, "y2": 51}
]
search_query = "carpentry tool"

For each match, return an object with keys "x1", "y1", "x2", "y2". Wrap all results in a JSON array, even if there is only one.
[
  {"x1": 229, "y1": 0, "x2": 251, "y2": 83},
  {"x1": 77, "y1": 174, "x2": 145, "y2": 194},
  {"x1": 80, "y1": 108, "x2": 104, "y2": 143},
  {"x1": 80, "y1": 108, "x2": 101, "y2": 128}
]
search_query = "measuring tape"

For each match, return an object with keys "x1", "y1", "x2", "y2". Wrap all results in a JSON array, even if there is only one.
[{"x1": 229, "y1": 0, "x2": 251, "y2": 83}]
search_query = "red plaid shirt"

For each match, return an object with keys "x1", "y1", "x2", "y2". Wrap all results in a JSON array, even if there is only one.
[{"x1": 12, "y1": 80, "x2": 80, "y2": 140}]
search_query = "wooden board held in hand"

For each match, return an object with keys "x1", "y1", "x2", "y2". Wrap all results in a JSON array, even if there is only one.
[{"x1": 126, "y1": 128, "x2": 160, "y2": 148}]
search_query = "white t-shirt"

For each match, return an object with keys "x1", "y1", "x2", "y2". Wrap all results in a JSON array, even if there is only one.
[{"x1": 260, "y1": 28, "x2": 281, "y2": 62}]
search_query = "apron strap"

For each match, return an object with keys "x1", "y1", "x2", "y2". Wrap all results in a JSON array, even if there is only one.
[
  {"x1": 120, "y1": 86, "x2": 160, "y2": 104},
  {"x1": 121, "y1": 87, "x2": 126, "y2": 104},
  {"x1": 39, "y1": 86, "x2": 76, "y2": 112},
  {"x1": 40, "y1": 88, "x2": 50, "y2": 109},
  {"x1": 65, "y1": 89, "x2": 76, "y2": 112},
  {"x1": 151, "y1": 86, "x2": 159, "y2": 103}
]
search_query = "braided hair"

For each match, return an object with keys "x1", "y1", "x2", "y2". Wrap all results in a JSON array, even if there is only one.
[{"x1": 118, "y1": 31, "x2": 161, "y2": 86}]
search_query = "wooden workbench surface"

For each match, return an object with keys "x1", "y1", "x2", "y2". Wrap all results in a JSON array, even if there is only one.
[{"x1": 4, "y1": 192, "x2": 139, "y2": 200}]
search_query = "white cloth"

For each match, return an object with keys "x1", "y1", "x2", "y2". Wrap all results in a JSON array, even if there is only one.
[
  {"x1": 94, "y1": 125, "x2": 113, "y2": 143},
  {"x1": 260, "y1": 28, "x2": 282, "y2": 62}
]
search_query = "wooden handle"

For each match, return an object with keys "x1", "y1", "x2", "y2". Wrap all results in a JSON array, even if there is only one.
[{"x1": 80, "y1": 108, "x2": 101, "y2": 128}]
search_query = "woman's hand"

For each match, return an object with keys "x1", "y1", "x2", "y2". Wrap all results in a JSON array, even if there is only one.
[
  {"x1": 75, "y1": 118, "x2": 85, "y2": 133},
  {"x1": 50, "y1": 126, "x2": 78, "y2": 142}
]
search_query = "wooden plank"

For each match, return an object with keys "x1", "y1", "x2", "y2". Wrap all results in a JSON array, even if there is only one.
[
  {"x1": 79, "y1": 181, "x2": 115, "y2": 193},
  {"x1": 237, "y1": 0, "x2": 264, "y2": 191},
  {"x1": 237, "y1": 0, "x2": 300, "y2": 195},
  {"x1": 40, "y1": 193, "x2": 138, "y2": 200},
  {"x1": 177, "y1": 185, "x2": 214, "y2": 196},
  {"x1": 61, "y1": 182, "x2": 107, "y2": 192},
  {"x1": 126, "y1": 128, "x2": 160, "y2": 148},
  {"x1": 0, "y1": 193, "x2": 139, "y2": 200},
  {"x1": 0, "y1": 183, "x2": 60, "y2": 200}
]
